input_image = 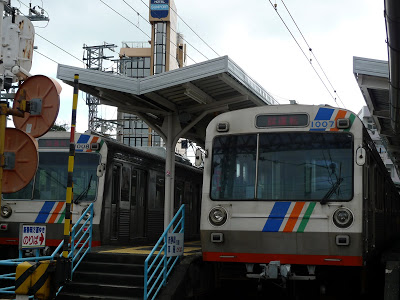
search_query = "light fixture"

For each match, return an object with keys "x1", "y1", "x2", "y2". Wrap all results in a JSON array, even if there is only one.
[
  {"x1": 209, "y1": 206, "x2": 228, "y2": 226},
  {"x1": 1, "y1": 205, "x2": 12, "y2": 218},
  {"x1": 333, "y1": 207, "x2": 353, "y2": 228}
]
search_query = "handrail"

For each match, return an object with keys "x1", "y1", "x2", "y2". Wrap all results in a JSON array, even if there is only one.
[
  {"x1": 144, "y1": 204, "x2": 185, "y2": 300},
  {"x1": 0, "y1": 203, "x2": 94, "y2": 297}
]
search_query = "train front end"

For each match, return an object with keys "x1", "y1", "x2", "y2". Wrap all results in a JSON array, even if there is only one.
[
  {"x1": 0, "y1": 132, "x2": 106, "y2": 258},
  {"x1": 200, "y1": 105, "x2": 365, "y2": 281}
]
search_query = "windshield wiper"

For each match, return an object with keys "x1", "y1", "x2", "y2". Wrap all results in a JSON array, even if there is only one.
[
  {"x1": 320, "y1": 177, "x2": 343, "y2": 205},
  {"x1": 74, "y1": 175, "x2": 93, "y2": 203}
]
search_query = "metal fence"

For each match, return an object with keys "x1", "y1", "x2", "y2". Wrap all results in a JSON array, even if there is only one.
[
  {"x1": 144, "y1": 204, "x2": 185, "y2": 300},
  {"x1": 0, "y1": 203, "x2": 94, "y2": 297}
]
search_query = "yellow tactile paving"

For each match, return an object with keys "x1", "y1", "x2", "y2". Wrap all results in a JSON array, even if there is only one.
[{"x1": 99, "y1": 241, "x2": 202, "y2": 255}]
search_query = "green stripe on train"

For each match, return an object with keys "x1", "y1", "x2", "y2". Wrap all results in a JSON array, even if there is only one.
[{"x1": 297, "y1": 202, "x2": 316, "y2": 232}]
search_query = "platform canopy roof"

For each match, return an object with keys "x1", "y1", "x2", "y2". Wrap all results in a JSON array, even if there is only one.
[
  {"x1": 353, "y1": 56, "x2": 400, "y2": 170},
  {"x1": 57, "y1": 56, "x2": 277, "y2": 147}
]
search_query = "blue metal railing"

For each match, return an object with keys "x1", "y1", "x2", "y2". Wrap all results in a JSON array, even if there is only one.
[
  {"x1": 0, "y1": 203, "x2": 94, "y2": 297},
  {"x1": 144, "y1": 204, "x2": 185, "y2": 300}
]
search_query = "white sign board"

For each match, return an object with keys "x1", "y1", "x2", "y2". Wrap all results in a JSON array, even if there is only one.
[
  {"x1": 166, "y1": 233, "x2": 184, "y2": 257},
  {"x1": 20, "y1": 224, "x2": 46, "y2": 250}
]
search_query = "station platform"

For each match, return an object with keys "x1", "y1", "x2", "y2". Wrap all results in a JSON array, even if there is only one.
[{"x1": 90, "y1": 240, "x2": 202, "y2": 256}]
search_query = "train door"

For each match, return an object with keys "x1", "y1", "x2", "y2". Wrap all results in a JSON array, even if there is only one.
[
  {"x1": 111, "y1": 164, "x2": 121, "y2": 240},
  {"x1": 129, "y1": 168, "x2": 147, "y2": 241},
  {"x1": 111, "y1": 164, "x2": 147, "y2": 244}
]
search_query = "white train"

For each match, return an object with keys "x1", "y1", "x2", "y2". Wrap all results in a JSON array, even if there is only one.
[
  {"x1": 0, "y1": 131, "x2": 203, "y2": 258},
  {"x1": 200, "y1": 104, "x2": 400, "y2": 295}
]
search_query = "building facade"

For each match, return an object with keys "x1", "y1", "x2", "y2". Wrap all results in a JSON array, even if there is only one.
[{"x1": 117, "y1": 0, "x2": 187, "y2": 155}]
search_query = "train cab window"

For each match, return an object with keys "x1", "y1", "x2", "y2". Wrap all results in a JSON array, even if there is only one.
[
  {"x1": 210, "y1": 132, "x2": 353, "y2": 202},
  {"x1": 257, "y1": 132, "x2": 353, "y2": 201},
  {"x1": 211, "y1": 134, "x2": 257, "y2": 200},
  {"x1": 5, "y1": 152, "x2": 99, "y2": 201}
]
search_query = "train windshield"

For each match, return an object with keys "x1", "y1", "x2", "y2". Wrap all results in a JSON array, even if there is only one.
[
  {"x1": 4, "y1": 152, "x2": 100, "y2": 201},
  {"x1": 211, "y1": 132, "x2": 353, "y2": 201}
]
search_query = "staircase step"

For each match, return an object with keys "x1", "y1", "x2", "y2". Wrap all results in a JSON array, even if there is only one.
[
  {"x1": 73, "y1": 271, "x2": 144, "y2": 285},
  {"x1": 60, "y1": 282, "x2": 144, "y2": 298},
  {"x1": 56, "y1": 291, "x2": 142, "y2": 300},
  {"x1": 77, "y1": 261, "x2": 144, "y2": 273},
  {"x1": 85, "y1": 253, "x2": 148, "y2": 264}
]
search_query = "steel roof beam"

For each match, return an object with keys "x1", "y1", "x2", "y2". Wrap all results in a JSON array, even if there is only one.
[
  {"x1": 218, "y1": 73, "x2": 266, "y2": 106},
  {"x1": 184, "y1": 95, "x2": 248, "y2": 114},
  {"x1": 183, "y1": 82, "x2": 215, "y2": 104},
  {"x1": 145, "y1": 92, "x2": 178, "y2": 112}
]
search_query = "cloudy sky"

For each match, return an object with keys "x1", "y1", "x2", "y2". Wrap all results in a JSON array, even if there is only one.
[{"x1": 21, "y1": 0, "x2": 387, "y2": 133}]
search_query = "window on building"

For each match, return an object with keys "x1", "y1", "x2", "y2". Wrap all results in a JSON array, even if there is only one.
[{"x1": 120, "y1": 57, "x2": 151, "y2": 79}]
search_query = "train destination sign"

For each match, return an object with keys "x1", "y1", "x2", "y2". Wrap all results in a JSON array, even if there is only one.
[
  {"x1": 166, "y1": 233, "x2": 184, "y2": 257},
  {"x1": 256, "y1": 114, "x2": 308, "y2": 128},
  {"x1": 19, "y1": 224, "x2": 46, "y2": 250}
]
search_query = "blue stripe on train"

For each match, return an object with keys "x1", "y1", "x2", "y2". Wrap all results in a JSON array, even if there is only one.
[
  {"x1": 76, "y1": 134, "x2": 90, "y2": 152},
  {"x1": 314, "y1": 107, "x2": 334, "y2": 120},
  {"x1": 262, "y1": 202, "x2": 291, "y2": 232},
  {"x1": 35, "y1": 202, "x2": 56, "y2": 223}
]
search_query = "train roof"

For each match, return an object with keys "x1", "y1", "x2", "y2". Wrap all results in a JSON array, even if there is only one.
[{"x1": 39, "y1": 131, "x2": 202, "y2": 173}]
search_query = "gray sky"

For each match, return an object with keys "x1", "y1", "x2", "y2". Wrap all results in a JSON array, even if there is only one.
[{"x1": 24, "y1": 0, "x2": 387, "y2": 133}]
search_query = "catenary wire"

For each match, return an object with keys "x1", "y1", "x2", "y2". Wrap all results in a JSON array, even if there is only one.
[
  {"x1": 280, "y1": 0, "x2": 346, "y2": 108},
  {"x1": 100, "y1": 0, "x2": 197, "y2": 64},
  {"x1": 36, "y1": 33, "x2": 83, "y2": 63},
  {"x1": 17, "y1": 0, "x2": 50, "y2": 28},
  {"x1": 123, "y1": 0, "x2": 209, "y2": 61},
  {"x1": 266, "y1": 0, "x2": 339, "y2": 107},
  {"x1": 16, "y1": 1, "x2": 84, "y2": 64},
  {"x1": 34, "y1": 49, "x2": 59, "y2": 64},
  {"x1": 141, "y1": 0, "x2": 220, "y2": 58}
]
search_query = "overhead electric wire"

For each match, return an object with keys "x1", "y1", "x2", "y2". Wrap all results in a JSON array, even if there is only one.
[
  {"x1": 142, "y1": 0, "x2": 220, "y2": 58},
  {"x1": 16, "y1": 1, "x2": 85, "y2": 66},
  {"x1": 36, "y1": 33, "x2": 83, "y2": 64},
  {"x1": 99, "y1": 0, "x2": 151, "y2": 40},
  {"x1": 99, "y1": 0, "x2": 197, "y2": 64},
  {"x1": 266, "y1": 0, "x2": 339, "y2": 107},
  {"x1": 280, "y1": 0, "x2": 346, "y2": 108},
  {"x1": 34, "y1": 49, "x2": 59, "y2": 64},
  {"x1": 137, "y1": 0, "x2": 215, "y2": 61},
  {"x1": 122, "y1": 0, "x2": 209, "y2": 61}
]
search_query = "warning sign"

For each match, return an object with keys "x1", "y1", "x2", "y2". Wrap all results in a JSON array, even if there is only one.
[{"x1": 20, "y1": 224, "x2": 46, "y2": 250}]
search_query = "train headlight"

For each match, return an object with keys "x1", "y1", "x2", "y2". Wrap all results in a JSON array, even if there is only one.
[
  {"x1": 333, "y1": 207, "x2": 353, "y2": 228},
  {"x1": 209, "y1": 206, "x2": 228, "y2": 226},
  {"x1": 81, "y1": 206, "x2": 93, "y2": 220},
  {"x1": 1, "y1": 205, "x2": 12, "y2": 218}
]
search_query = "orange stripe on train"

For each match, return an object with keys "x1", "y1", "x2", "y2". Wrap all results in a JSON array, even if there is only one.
[{"x1": 283, "y1": 202, "x2": 305, "y2": 232}]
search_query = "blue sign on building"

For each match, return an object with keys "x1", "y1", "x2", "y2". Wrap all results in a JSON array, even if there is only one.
[{"x1": 150, "y1": 0, "x2": 169, "y2": 19}]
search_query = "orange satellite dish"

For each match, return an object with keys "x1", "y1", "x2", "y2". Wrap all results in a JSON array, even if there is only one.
[
  {"x1": 13, "y1": 75, "x2": 62, "y2": 138},
  {"x1": 2, "y1": 128, "x2": 38, "y2": 194}
]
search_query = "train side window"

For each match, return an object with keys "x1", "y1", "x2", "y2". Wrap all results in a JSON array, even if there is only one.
[
  {"x1": 369, "y1": 163, "x2": 375, "y2": 208},
  {"x1": 376, "y1": 170, "x2": 383, "y2": 210},
  {"x1": 175, "y1": 180, "x2": 184, "y2": 208},
  {"x1": 363, "y1": 164, "x2": 369, "y2": 200},
  {"x1": 112, "y1": 165, "x2": 121, "y2": 204},
  {"x1": 151, "y1": 175, "x2": 165, "y2": 209},
  {"x1": 131, "y1": 169, "x2": 138, "y2": 206},
  {"x1": 121, "y1": 166, "x2": 130, "y2": 202}
]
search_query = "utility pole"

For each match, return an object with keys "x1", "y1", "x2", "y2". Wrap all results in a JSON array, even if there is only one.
[{"x1": 83, "y1": 43, "x2": 117, "y2": 132}]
